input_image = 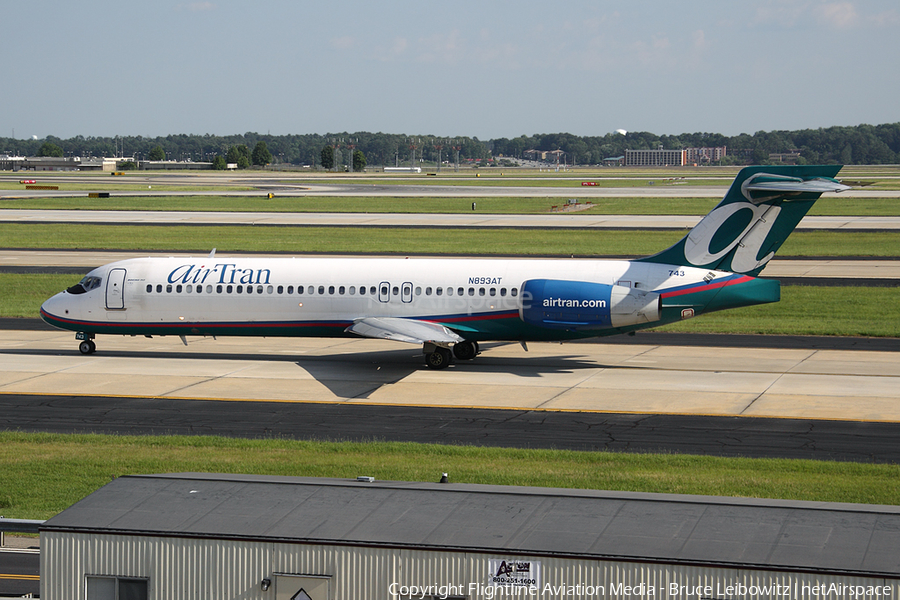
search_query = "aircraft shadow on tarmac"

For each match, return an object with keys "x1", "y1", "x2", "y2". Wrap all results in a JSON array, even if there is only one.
[
  {"x1": 1, "y1": 344, "x2": 618, "y2": 401},
  {"x1": 293, "y1": 344, "x2": 608, "y2": 399}
]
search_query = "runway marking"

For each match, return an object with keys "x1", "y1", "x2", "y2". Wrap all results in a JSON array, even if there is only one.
[{"x1": 4, "y1": 390, "x2": 900, "y2": 425}]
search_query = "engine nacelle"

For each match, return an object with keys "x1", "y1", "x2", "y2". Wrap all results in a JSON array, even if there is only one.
[{"x1": 519, "y1": 279, "x2": 661, "y2": 330}]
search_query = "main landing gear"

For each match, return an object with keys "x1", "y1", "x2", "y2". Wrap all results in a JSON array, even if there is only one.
[
  {"x1": 77, "y1": 333, "x2": 96, "y2": 355},
  {"x1": 424, "y1": 341, "x2": 480, "y2": 370}
]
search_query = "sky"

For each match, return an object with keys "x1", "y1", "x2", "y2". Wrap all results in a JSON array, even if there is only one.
[{"x1": 3, "y1": 0, "x2": 899, "y2": 141}]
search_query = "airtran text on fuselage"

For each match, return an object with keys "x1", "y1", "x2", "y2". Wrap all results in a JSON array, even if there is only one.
[{"x1": 167, "y1": 263, "x2": 272, "y2": 286}]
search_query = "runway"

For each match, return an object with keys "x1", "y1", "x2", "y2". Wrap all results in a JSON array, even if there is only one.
[{"x1": 2, "y1": 208, "x2": 900, "y2": 229}]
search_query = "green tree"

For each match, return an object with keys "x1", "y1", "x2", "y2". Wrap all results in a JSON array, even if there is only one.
[
  {"x1": 352, "y1": 149, "x2": 367, "y2": 171},
  {"x1": 251, "y1": 141, "x2": 272, "y2": 166},
  {"x1": 37, "y1": 142, "x2": 63, "y2": 157},
  {"x1": 211, "y1": 155, "x2": 227, "y2": 170},
  {"x1": 148, "y1": 146, "x2": 166, "y2": 161},
  {"x1": 116, "y1": 160, "x2": 138, "y2": 170},
  {"x1": 320, "y1": 145, "x2": 334, "y2": 170},
  {"x1": 226, "y1": 145, "x2": 251, "y2": 169}
]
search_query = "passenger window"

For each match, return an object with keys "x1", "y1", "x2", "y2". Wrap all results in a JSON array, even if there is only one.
[
  {"x1": 349, "y1": 286, "x2": 355, "y2": 295},
  {"x1": 490, "y1": 288, "x2": 496, "y2": 296},
  {"x1": 197, "y1": 285, "x2": 203, "y2": 294},
  {"x1": 146, "y1": 284, "x2": 152, "y2": 293},
  {"x1": 156, "y1": 284, "x2": 162, "y2": 293},
  {"x1": 166, "y1": 284, "x2": 172, "y2": 293},
  {"x1": 415, "y1": 287, "x2": 422, "y2": 295},
  {"x1": 436, "y1": 287, "x2": 443, "y2": 296},
  {"x1": 177, "y1": 284, "x2": 183, "y2": 293},
  {"x1": 237, "y1": 285, "x2": 243, "y2": 294},
  {"x1": 328, "y1": 285, "x2": 335, "y2": 295},
  {"x1": 339, "y1": 286, "x2": 345, "y2": 295},
  {"x1": 511, "y1": 288, "x2": 518, "y2": 297},
  {"x1": 381, "y1": 285, "x2": 388, "y2": 296},
  {"x1": 207, "y1": 285, "x2": 213, "y2": 293},
  {"x1": 277, "y1": 285, "x2": 284, "y2": 294},
  {"x1": 246, "y1": 286, "x2": 252, "y2": 294},
  {"x1": 308, "y1": 286, "x2": 314, "y2": 294},
  {"x1": 257, "y1": 285, "x2": 264, "y2": 294},
  {"x1": 392, "y1": 286, "x2": 399, "y2": 295},
  {"x1": 458, "y1": 287, "x2": 464, "y2": 296},
  {"x1": 425, "y1": 287, "x2": 432, "y2": 295},
  {"x1": 187, "y1": 285, "x2": 193, "y2": 293},
  {"x1": 370, "y1": 286, "x2": 377, "y2": 295},
  {"x1": 468, "y1": 288, "x2": 475, "y2": 296},
  {"x1": 267, "y1": 285, "x2": 274, "y2": 294},
  {"x1": 447, "y1": 287, "x2": 453, "y2": 296},
  {"x1": 479, "y1": 288, "x2": 485, "y2": 296},
  {"x1": 500, "y1": 288, "x2": 507, "y2": 296},
  {"x1": 318, "y1": 286, "x2": 325, "y2": 295},
  {"x1": 227, "y1": 285, "x2": 233, "y2": 293}
]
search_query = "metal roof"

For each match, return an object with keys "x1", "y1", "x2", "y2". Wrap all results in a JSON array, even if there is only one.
[{"x1": 41, "y1": 473, "x2": 900, "y2": 577}]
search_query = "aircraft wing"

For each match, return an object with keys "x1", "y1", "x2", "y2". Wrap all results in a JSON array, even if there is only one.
[{"x1": 345, "y1": 317, "x2": 464, "y2": 348}]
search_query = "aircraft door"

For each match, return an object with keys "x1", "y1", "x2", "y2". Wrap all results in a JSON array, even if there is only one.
[
  {"x1": 378, "y1": 281, "x2": 390, "y2": 303},
  {"x1": 106, "y1": 268, "x2": 126, "y2": 309},
  {"x1": 401, "y1": 281, "x2": 413, "y2": 303}
]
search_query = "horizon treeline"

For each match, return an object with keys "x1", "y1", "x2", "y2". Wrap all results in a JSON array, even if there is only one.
[{"x1": 2, "y1": 122, "x2": 899, "y2": 166}]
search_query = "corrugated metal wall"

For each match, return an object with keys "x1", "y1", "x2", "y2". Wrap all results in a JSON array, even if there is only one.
[{"x1": 41, "y1": 532, "x2": 900, "y2": 600}]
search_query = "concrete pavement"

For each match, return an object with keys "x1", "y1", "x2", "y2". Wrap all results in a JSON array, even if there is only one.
[{"x1": 2, "y1": 330, "x2": 899, "y2": 422}]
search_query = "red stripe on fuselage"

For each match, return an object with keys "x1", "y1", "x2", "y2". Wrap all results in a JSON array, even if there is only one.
[{"x1": 659, "y1": 275, "x2": 753, "y2": 299}]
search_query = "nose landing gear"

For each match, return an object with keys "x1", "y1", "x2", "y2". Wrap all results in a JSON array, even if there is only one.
[{"x1": 76, "y1": 333, "x2": 96, "y2": 355}]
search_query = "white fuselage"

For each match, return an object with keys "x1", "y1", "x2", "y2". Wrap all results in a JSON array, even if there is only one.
[{"x1": 41, "y1": 255, "x2": 713, "y2": 342}]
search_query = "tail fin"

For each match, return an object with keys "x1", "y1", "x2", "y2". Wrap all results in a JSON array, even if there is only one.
[{"x1": 639, "y1": 165, "x2": 849, "y2": 276}]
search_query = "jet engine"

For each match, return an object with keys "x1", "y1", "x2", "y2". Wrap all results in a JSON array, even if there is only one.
[{"x1": 519, "y1": 279, "x2": 660, "y2": 330}]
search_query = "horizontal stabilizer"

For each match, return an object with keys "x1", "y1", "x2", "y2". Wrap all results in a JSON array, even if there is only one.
[
  {"x1": 346, "y1": 317, "x2": 464, "y2": 347},
  {"x1": 741, "y1": 174, "x2": 850, "y2": 203}
]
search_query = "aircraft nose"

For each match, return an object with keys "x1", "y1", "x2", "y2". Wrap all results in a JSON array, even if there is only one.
[{"x1": 40, "y1": 292, "x2": 69, "y2": 324}]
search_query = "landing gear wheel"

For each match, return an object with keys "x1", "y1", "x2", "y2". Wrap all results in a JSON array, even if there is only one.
[
  {"x1": 425, "y1": 347, "x2": 452, "y2": 370},
  {"x1": 453, "y1": 341, "x2": 478, "y2": 361},
  {"x1": 78, "y1": 340, "x2": 96, "y2": 355}
]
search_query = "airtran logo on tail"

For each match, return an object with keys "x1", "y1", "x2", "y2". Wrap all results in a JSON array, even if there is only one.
[
  {"x1": 167, "y1": 263, "x2": 272, "y2": 285},
  {"x1": 683, "y1": 201, "x2": 782, "y2": 273}
]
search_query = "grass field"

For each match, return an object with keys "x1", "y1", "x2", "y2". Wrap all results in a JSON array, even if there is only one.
[
  {"x1": 2, "y1": 432, "x2": 898, "y2": 520},
  {"x1": 1, "y1": 193, "x2": 898, "y2": 215},
  {"x1": 1, "y1": 223, "x2": 898, "y2": 257}
]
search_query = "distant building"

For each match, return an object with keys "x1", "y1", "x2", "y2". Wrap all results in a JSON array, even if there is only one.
[
  {"x1": 769, "y1": 150, "x2": 802, "y2": 164},
  {"x1": 0, "y1": 154, "x2": 25, "y2": 171},
  {"x1": 523, "y1": 149, "x2": 566, "y2": 164},
  {"x1": 685, "y1": 146, "x2": 727, "y2": 165},
  {"x1": 138, "y1": 160, "x2": 212, "y2": 170},
  {"x1": 5, "y1": 156, "x2": 121, "y2": 172},
  {"x1": 602, "y1": 155, "x2": 625, "y2": 167},
  {"x1": 625, "y1": 148, "x2": 686, "y2": 166}
]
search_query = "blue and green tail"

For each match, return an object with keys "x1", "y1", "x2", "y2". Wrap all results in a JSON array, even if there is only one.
[{"x1": 639, "y1": 165, "x2": 848, "y2": 276}]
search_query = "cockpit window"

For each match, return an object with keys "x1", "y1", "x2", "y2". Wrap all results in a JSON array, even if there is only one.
[{"x1": 67, "y1": 275, "x2": 103, "y2": 295}]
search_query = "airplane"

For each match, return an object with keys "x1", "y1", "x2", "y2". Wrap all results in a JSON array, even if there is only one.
[{"x1": 40, "y1": 165, "x2": 850, "y2": 369}]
